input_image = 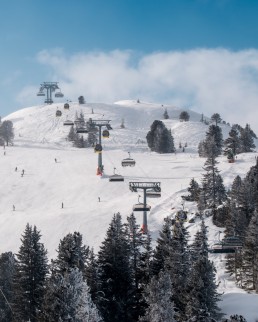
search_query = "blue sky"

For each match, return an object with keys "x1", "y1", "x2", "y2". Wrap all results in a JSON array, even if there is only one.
[{"x1": 1, "y1": 0, "x2": 258, "y2": 128}]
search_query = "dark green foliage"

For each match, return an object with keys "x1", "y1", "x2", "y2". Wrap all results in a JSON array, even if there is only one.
[
  {"x1": 13, "y1": 224, "x2": 48, "y2": 322},
  {"x1": 242, "y1": 211, "x2": 258, "y2": 291},
  {"x1": 0, "y1": 120, "x2": 14, "y2": 146},
  {"x1": 0, "y1": 252, "x2": 16, "y2": 322},
  {"x1": 224, "y1": 128, "x2": 240, "y2": 156},
  {"x1": 151, "y1": 217, "x2": 173, "y2": 276},
  {"x1": 186, "y1": 222, "x2": 222, "y2": 321},
  {"x1": 51, "y1": 231, "x2": 89, "y2": 276},
  {"x1": 146, "y1": 120, "x2": 175, "y2": 153},
  {"x1": 182, "y1": 178, "x2": 200, "y2": 202},
  {"x1": 163, "y1": 108, "x2": 169, "y2": 119},
  {"x1": 210, "y1": 113, "x2": 222, "y2": 125},
  {"x1": 198, "y1": 125, "x2": 223, "y2": 157},
  {"x1": 200, "y1": 156, "x2": 227, "y2": 210},
  {"x1": 97, "y1": 213, "x2": 134, "y2": 322},
  {"x1": 239, "y1": 124, "x2": 256, "y2": 153},
  {"x1": 179, "y1": 111, "x2": 190, "y2": 121},
  {"x1": 84, "y1": 248, "x2": 99, "y2": 303},
  {"x1": 78, "y1": 95, "x2": 85, "y2": 104},
  {"x1": 222, "y1": 314, "x2": 247, "y2": 321}
]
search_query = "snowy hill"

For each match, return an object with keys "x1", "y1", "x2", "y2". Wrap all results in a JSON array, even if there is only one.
[{"x1": 1, "y1": 100, "x2": 258, "y2": 320}]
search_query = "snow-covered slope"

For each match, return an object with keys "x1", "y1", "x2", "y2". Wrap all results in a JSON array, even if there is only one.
[{"x1": 1, "y1": 100, "x2": 258, "y2": 320}]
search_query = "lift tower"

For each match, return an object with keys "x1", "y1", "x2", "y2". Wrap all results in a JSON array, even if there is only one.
[
  {"x1": 36, "y1": 82, "x2": 64, "y2": 104},
  {"x1": 88, "y1": 119, "x2": 112, "y2": 175},
  {"x1": 129, "y1": 182, "x2": 161, "y2": 233}
]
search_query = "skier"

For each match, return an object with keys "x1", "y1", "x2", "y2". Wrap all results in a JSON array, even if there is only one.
[
  {"x1": 61, "y1": 202, "x2": 64, "y2": 209},
  {"x1": 13, "y1": 205, "x2": 15, "y2": 211},
  {"x1": 98, "y1": 197, "x2": 100, "y2": 202},
  {"x1": 22, "y1": 169, "x2": 25, "y2": 175},
  {"x1": 55, "y1": 158, "x2": 57, "y2": 163},
  {"x1": 15, "y1": 167, "x2": 17, "y2": 171}
]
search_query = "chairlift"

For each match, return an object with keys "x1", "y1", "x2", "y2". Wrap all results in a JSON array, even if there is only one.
[
  {"x1": 63, "y1": 120, "x2": 74, "y2": 126},
  {"x1": 76, "y1": 127, "x2": 88, "y2": 133},
  {"x1": 37, "y1": 91, "x2": 45, "y2": 96},
  {"x1": 146, "y1": 189, "x2": 161, "y2": 198},
  {"x1": 109, "y1": 167, "x2": 124, "y2": 182},
  {"x1": 121, "y1": 152, "x2": 136, "y2": 167},
  {"x1": 94, "y1": 144, "x2": 102, "y2": 153},
  {"x1": 222, "y1": 236, "x2": 242, "y2": 248},
  {"x1": 55, "y1": 90, "x2": 64, "y2": 98},
  {"x1": 56, "y1": 110, "x2": 62, "y2": 117},
  {"x1": 64, "y1": 103, "x2": 70, "y2": 109},
  {"x1": 133, "y1": 203, "x2": 151, "y2": 212},
  {"x1": 102, "y1": 129, "x2": 109, "y2": 138}
]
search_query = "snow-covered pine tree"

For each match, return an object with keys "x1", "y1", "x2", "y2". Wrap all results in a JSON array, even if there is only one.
[
  {"x1": 41, "y1": 268, "x2": 102, "y2": 322},
  {"x1": 67, "y1": 125, "x2": 77, "y2": 142},
  {"x1": 97, "y1": 213, "x2": 133, "y2": 322},
  {"x1": 13, "y1": 224, "x2": 48, "y2": 322},
  {"x1": 241, "y1": 210, "x2": 258, "y2": 291},
  {"x1": 84, "y1": 248, "x2": 99, "y2": 304},
  {"x1": 0, "y1": 120, "x2": 14, "y2": 146},
  {"x1": 0, "y1": 252, "x2": 16, "y2": 322},
  {"x1": 179, "y1": 111, "x2": 190, "y2": 122},
  {"x1": 125, "y1": 213, "x2": 145, "y2": 320},
  {"x1": 139, "y1": 270, "x2": 176, "y2": 322},
  {"x1": 165, "y1": 219, "x2": 191, "y2": 320},
  {"x1": 185, "y1": 221, "x2": 222, "y2": 321},
  {"x1": 206, "y1": 124, "x2": 223, "y2": 156},
  {"x1": 151, "y1": 217, "x2": 174, "y2": 276}
]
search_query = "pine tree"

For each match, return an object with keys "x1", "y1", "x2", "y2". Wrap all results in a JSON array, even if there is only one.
[
  {"x1": 165, "y1": 219, "x2": 191, "y2": 320},
  {"x1": 242, "y1": 210, "x2": 258, "y2": 291},
  {"x1": 41, "y1": 268, "x2": 102, "y2": 322},
  {"x1": 140, "y1": 271, "x2": 176, "y2": 322},
  {"x1": 0, "y1": 120, "x2": 14, "y2": 146},
  {"x1": 67, "y1": 125, "x2": 77, "y2": 142},
  {"x1": 182, "y1": 178, "x2": 200, "y2": 202},
  {"x1": 146, "y1": 120, "x2": 175, "y2": 153},
  {"x1": 210, "y1": 113, "x2": 222, "y2": 125},
  {"x1": 97, "y1": 213, "x2": 133, "y2": 322},
  {"x1": 52, "y1": 231, "x2": 89, "y2": 276},
  {"x1": 200, "y1": 155, "x2": 227, "y2": 210},
  {"x1": 224, "y1": 128, "x2": 240, "y2": 156},
  {"x1": 185, "y1": 221, "x2": 222, "y2": 321},
  {"x1": 206, "y1": 124, "x2": 223, "y2": 155},
  {"x1": 179, "y1": 111, "x2": 190, "y2": 122},
  {"x1": 0, "y1": 252, "x2": 16, "y2": 322},
  {"x1": 13, "y1": 224, "x2": 48, "y2": 322},
  {"x1": 163, "y1": 108, "x2": 169, "y2": 119},
  {"x1": 239, "y1": 124, "x2": 255, "y2": 153},
  {"x1": 84, "y1": 248, "x2": 99, "y2": 304},
  {"x1": 151, "y1": 217, "x2": 173, "y2": 276}
]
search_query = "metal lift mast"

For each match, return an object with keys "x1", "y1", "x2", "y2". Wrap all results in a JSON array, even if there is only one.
[
  {"x1": 36, "y1": 82, "x2": 64, "y2": 104},
  {"x1": 89, "y1": 119, "x2": 111, "y2": 175},
  {"x1": 129, "y1": 182, "x2": 161, "y2": 233}
]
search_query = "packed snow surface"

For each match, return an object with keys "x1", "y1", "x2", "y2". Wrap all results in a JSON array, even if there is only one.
[{"x1": 1, "y1": 100, "x2": 258, "y2": 320}]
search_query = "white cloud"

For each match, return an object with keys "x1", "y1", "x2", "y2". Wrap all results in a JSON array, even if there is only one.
[{"x1": 18, "y1": 48, "x2": 258, "y2": 130}]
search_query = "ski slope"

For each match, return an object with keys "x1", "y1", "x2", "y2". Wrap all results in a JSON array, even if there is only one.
[{"x1": 1, "y1": 100, "x2": 258, "y2": 321}]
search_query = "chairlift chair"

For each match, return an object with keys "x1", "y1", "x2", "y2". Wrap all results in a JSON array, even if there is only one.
[
  {"x1": 37, "y1": 91, "x2": 45, "y2": 96},
  {"x1": 63, "y1": 120, "x2": 74, "y2": 126},
  {"x1": 146, "y1": 190, "x2": 161, "y2": 198},
  {"x1": 55, "y1": 91, "x2": 64, "y2": 98},
  {"x1": 133, "y1": 203, "x2": 151, "y2": 212},
  {"x1": 109, "y1": 167, "x2": 124, "y2": 182},
  {"x1": 76, "y1": 127, "x2": 88, "y2": 133},
  {"x1": 121, "y1": 152, "x2": 136, "y2": 167}
]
